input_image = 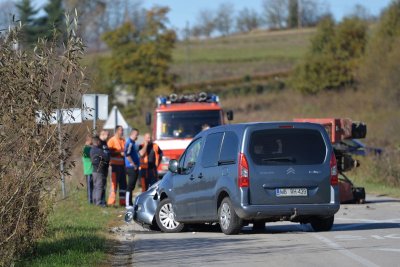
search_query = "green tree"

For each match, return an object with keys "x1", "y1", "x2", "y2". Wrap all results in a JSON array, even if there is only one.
[
  {"x1": 287, "y1": 0, "x2": 298, "y2": 28},
  {"x1": 101, "y1": 6, "x2": 176, "y2": 91},
  {"x1": 15, "y1": 0, "x2": 39, "y2": 45},
  {"x1": 359, "y1": 0, "x2": 400, "y2": 105},
  {"x1": 291, "y1": 16, "x2": 367, "y2": 93},
  {"x1": 43, "y1": 0, "x2": 64, "y2": 40}
]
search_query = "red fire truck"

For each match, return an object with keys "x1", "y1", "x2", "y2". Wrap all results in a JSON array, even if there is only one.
[{"x1": 146, "y1": 92, "x2": 233, "y2": 176}]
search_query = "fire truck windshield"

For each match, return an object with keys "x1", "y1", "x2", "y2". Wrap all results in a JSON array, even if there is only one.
[{"x1": 156, "y1": 110, "x2": 222, "y2": 140}]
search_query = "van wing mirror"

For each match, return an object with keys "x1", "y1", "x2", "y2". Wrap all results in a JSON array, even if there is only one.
[
  {"x1": 227, "y1": 110, "x2": 234, "y2": 121},
  {"x1": 145, "y1": 112, "x2": 152, "y2": 126},
  {"x1": 168, "y1": 159, "x2": 179, "y2": 173}
]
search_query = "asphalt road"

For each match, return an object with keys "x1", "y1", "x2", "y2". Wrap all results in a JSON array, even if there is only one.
[{"x1": 124, "y1": 195, "x2": 400, "y2": 267}]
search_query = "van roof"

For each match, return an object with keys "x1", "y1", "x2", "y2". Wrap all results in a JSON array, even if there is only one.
[
  {"x1": 211, "y1": 121, "x2": 324, "y2": 130},
  {"x1": 195, "y1": 121, "x2": 328, "y2": 139}
]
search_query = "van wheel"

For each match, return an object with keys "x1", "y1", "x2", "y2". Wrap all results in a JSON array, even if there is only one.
[
  {"x1": 218, "y1": 197, "x2": 242, "y2": 235},
  {"x1": 310, "y1": 216, "x2": 334, "y2": 232},
  {"x1": 155, "y1": 199, "x2": 184, "y2": 233}
]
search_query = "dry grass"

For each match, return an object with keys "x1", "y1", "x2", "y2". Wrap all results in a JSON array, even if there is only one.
[
  {"x1": 221, "y1": 85, "x2": 400, "y2": 190},
  {"x1": 172, "y1": 28, "x2": 315, "y2": 84},
  {"x1": 222, "y1": 87, "x2": 399, "y2": 147}
]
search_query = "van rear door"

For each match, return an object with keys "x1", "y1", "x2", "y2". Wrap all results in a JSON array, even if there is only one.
[{"x1": 246, "y1": 125, "x2": 331, "y2": 205}]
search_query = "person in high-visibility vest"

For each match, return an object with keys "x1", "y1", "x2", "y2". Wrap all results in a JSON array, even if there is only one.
[
  {"x1": 107, "y1": 125, "x2": 126, "y2": 206},
  {"x1": 139, "y1": 133, "x2": 163, "y2": 192}
]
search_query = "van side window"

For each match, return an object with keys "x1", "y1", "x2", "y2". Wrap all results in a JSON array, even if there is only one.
[
  {"x1": 180, "y1": 138, "x2": 202, "y2": 174},
  {"x1": 219, "y1": 131, "x2": 238, "y2": 165},
  {"x1": 201, "y1": 133, "x2": 223, "y2": 168}
]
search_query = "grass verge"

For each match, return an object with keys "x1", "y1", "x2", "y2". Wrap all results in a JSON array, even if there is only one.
[
  {"x1": 16, "y1": 189, "x2": 123, "y2": 267},
  {"x1": 355, "y1": 180, "x2": 400, "y2": 199}
]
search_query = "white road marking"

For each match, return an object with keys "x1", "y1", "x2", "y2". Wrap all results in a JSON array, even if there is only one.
[
  {"x1": 336, "y1": 217, "x2": 400, "y2": 223},
  {"x1": 334, "y1": 235, "x2": 366, "y2": 241},
  {"x1": 384, "y1": 234, "x2": 400, "y2": 239},
  {"x1": 313, "y1": 234, "x2": 380, "y2": 267},
  {"x1": 371, "y1": 235, "x2": 385, "y2": 240},
  {"x1": 373, "y1": 248, "x2": 400, "y2": 253}
]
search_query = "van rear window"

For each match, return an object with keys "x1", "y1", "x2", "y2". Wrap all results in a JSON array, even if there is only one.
[{"x1": 249, "y1": 129, "x2": 326, "y2": 165}]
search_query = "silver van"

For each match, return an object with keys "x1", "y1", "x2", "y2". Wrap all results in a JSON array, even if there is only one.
[{"x1": 128, "y1": 122, "x2": 340, "y2": 235}]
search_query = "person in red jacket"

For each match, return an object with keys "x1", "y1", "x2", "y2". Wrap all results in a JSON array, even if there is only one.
[{"x1": 107, "y1": 125, "x2": 126, "y2": 206}]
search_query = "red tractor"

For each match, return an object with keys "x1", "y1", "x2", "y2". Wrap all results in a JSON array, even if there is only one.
[{"x1": 293, "y1": 118, "x2": 367, "y2": 204}]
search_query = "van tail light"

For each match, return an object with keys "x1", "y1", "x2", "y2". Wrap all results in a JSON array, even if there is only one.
[
  {"x1": 330, "y1": 152, "x2": 338, "y2": 186},
  {"x1": 238, "y1": 153, "x2": 249, "y2": 188}
]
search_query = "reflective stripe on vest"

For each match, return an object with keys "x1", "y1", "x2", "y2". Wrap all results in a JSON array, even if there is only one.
[
  {"x1": 110, "y1": 157, "x2": 124, "y2": 165},
  {"x1": 140, "y1": 143, "x2": 160, "y2": 169}
]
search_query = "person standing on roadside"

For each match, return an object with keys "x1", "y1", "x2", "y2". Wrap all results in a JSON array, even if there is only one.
[
  {"x1": 139, "y1": 133, "x2": 163, "y2": 192},
  {"x1": 90, "y1": 136, "x2": 110, "y2": 206},
  {"x1": 124, "y1": 128, "x2": 140, "y2": 208},
  {"x1": 82, "y1": 134, "x2": 93, "y2": 204},
  {"x1": 99, "y1": 130, "x2": 110, "y2": 206},
  {"x1": 107, "y1": 125, "x2": 127, "y2": 206}
]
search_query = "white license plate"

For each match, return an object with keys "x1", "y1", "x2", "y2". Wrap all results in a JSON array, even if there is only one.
[{"x1": 276, "y1": 188, "x2": 307, "y2": 197}]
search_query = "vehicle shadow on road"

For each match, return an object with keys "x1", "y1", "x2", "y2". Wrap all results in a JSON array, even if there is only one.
[
  {"x1": 256, "y1": 222, "x2": 400, "y2": 234},
  {"x1": 258, "y1": 222, "x2": 400, "y2": 233},
  {"x1": 332, "y1": 222, "x2": 400, "y2": 231},
  {"x1": 365, "y1": 199, "x2": 400, "y2": 204}
]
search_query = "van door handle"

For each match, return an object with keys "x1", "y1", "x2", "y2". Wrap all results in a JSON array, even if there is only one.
[
  {"x1": 198, "y1": 173, "x2": 203, "y2": 179},
  {"x1": 189, "y1": 175, "x2": 195, "y2": 180}
]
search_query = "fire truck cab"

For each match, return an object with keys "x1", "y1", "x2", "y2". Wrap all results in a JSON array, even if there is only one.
[{"x1": 147, "y1": 92, "x2": 233, "y2": 176}]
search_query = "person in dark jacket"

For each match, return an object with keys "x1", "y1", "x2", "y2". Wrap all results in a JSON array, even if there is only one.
[
  {"x1": 99, "y1": 130, "x2": 110, "y2": 205},
  {"x1": 90, "y1": 136, "x2": 110, "y2": 206},
  {"x1": 125, "y1": 128, "x2": 140, "y2": 208}
]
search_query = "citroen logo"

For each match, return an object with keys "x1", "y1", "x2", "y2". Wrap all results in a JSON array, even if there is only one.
[{"x1": 286, "y1": 167, "x2": 295, "y2": 175}]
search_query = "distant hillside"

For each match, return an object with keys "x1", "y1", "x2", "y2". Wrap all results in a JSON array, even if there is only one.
[{"x1": 172, "y1": 28, "x2": 315, "y2": 84}]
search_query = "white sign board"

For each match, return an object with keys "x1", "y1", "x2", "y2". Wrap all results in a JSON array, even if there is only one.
[
  {"x1": 103, "y1": 106, "x2": 129, "y2": 129},
  {"x1": 36, "y1": 108, "x2": 83, "y2": 125},
  {"x1": 82, "y1": 94, "x2": 109, "y2": 120},
  {"x1": 61, "y1": 108, "x2": 83, "y2": 124}
]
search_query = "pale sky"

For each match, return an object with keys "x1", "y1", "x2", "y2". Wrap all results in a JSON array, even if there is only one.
[
  {"x1": 142, "y1": 0, "x2": 392, "y2": 29},
  {"x1": 26, "y1": 0, "x2": 393, "y2": 30}
]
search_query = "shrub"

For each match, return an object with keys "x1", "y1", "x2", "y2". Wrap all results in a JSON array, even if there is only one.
[
  {"x1": 359, "y1": 0, "x2": 400, "y2": 106},
  {"x1": 291, "y1": 16, "x2": 367, "y2": 93},
  {"x1": 0, "y1": 12, "x2": 85, "y2": 267}
]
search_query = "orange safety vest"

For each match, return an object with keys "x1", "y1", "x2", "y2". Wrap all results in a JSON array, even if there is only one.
[
  {"x1": 107, "y1": 136, "x2": 126, "y2": 165},
  {"x1": 140, "y1": 143, "x2": 161, "y2": 169}
]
